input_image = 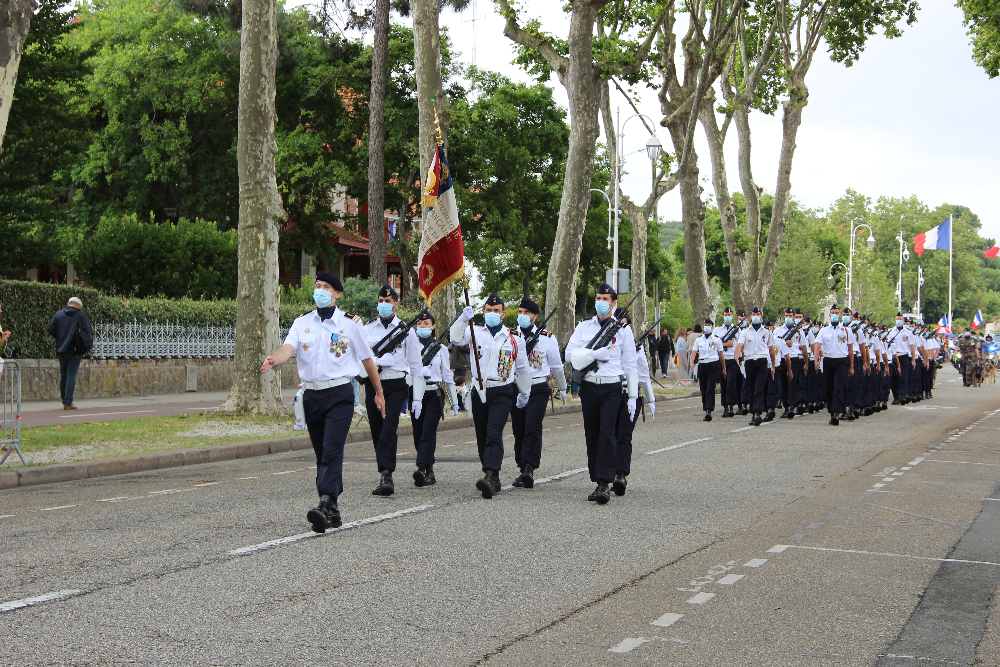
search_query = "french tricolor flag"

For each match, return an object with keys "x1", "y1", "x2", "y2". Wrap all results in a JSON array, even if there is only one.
[
  {"x1": 913, "y1": 216, "x2": 951, "y2": 257},
  {"x1": 974, "y1": 310, "x2": 984, "y2": 330}
]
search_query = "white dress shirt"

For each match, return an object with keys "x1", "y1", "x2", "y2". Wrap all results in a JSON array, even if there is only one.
[
  {"x1": 737, "y1": 324, "x2": 775, "y2": 359},
  {"x1": 451, "y1": 322, "x2": 531, "y2": 384},
  {"x1": 521, "y1": 326, "x2": 564, "y2": 381},
  {"x1": 815, "y1": 323, "x2": 853, "y2": 358},
  {"x1": 715, "y1": 323, "x2": 739, "y2": 359},
  {"x1": 363, "y1": 316, "x2": 423, "y2": 378},
  {"x1": 691, "y1": 333, "x2": 723, "y2": 364},
  {"x1": 284, "y1": 308, "x2": 373, "y2": 382},
  {"x1": 565, "y1": 316, "x2": 639, "y2": 379},
  {"x1": 774, "y1": 323, "x2": 806, "y2": 359},
  {"x1": 419, "y1": 341, "x2": 454, "y2": 385},
  {"x1": 887, "y1": 326, "x2": 913, "y2": 357}
]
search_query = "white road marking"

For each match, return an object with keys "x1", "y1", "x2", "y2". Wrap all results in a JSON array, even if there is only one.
[
  {"x1": 227, "y1": 504, "x2": 435, "y2": 556},
  {"x1": 743, "y1": 558, "x2": 768, "y2": 568},
  {"x1": 0, "y1": 589, "x2": 83, "y2": 613},
  {"x1": 717, "y1": 574, "x2": 745, "y2": 585},
  {"x1": 441, "y1": 444, "x2": 456, "y2": 448},
  {"x1": 238, "y1": 477, "x2": 259, "y2": 480},
  {"x1": 767, "y1": 545, "x2": 790, "y2": 553},
  {"x1": 272, "y1": 471, "x2": 297, "y2": 475},
  {"x1": 610, "y1": 638, "x2": 651, "y2": 654},
  {"x1": 193, "y1": 482, "x2": 220, "y2": 487},
  {"x1": 39, "y1": 505, "x2": 76, "y2": 512},
  {"x1": 0, "y1": 515, "x2": 13, "y2": 519},
  {"x1": 730, "y1": 426, "x2": 755, "y2": 433},
  {"x1": 97, "y1": 497, "x2": 129, "y2": 502},
  {"x1": 882, "y1": 478, "x2": 896, "y2": 482},
  {"x1": 58, "y1": 410, "x2": 155, "y2": 419},
  {"x1": 645, "y1": 438, "x2": 713, "y2": 456},
  {"x1": 651, "y1": 612, "x2": 684, "y2": 627},
  {"x1": 925, "y1": 459, "x2": 1000, "y2": 466},
  {"x1": 778, "y1": 544, "x2": 1000, "y2": 566},
  {"x1": 686, "y1": 592, "x2": 716, "y2": 604},
  {"x1": 873, "y1": 483, "x2": 886, "y2": 488},
  {"x1": 147, "y1": 489, "x2": 190, "y2": 496},
  {"x1": 534, "y1": 468, "x2": 588, "y2": 485}
]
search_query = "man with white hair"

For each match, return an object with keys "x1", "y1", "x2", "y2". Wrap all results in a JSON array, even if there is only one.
[{"x1": 48, "y1": 296, "x2": 93, "y2": 410}]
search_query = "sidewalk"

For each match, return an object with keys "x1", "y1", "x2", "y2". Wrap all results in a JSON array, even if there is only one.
[{"x1": 20, "y1": 388, "x2": 298, "y2": 428}]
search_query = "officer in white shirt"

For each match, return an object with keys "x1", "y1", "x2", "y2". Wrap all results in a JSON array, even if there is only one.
[
  {"x1": 875, "y1": 326, "x2": 892, "y2": 410},
  {"x1": 613, "y1": 311, "x2": 657, "y2": 496},
  {"x1": 859, "y1": 315, "x2": 879, "y2": 414},
  {"x1": 887, "y1": 312, "x2": 916, "y2": 405},
  {"x1": 774, "y1": 308, "x2": 808, "y2": 419},
  {"x1": 691, "y1": 317, "x2": 725, "y2": 421},
  {"x1": 812, "y1": 304, "x2": 855, "y2": 425},
  {"x1": 566, "y1": 282, "x2": 639, "y2": 504},
  {"x1": 363, "y1": 284, "x2": 425, "y2": 497},
  {"x1": 840, "y1": 308, "x2": 864, "y2": 421},
  {"x1": 910, "y1": 324, "x2": 926, "y2": 400},
  {"x1": 510, "y1": 297, "x2": 567, "y2": 489},
  {"x1": 410, "y1": 311, "x2": 459, "y2": 488},
  {"x1": 451, "y1": 293, "x2": 532, "y2": 499},
  {"x1": 261, "y1": 271, "x2": 386, "y2": 533},
  {"x1": 716, "y1": 306, "x2": 742, "y2": 418},
  {"x1": 734, "y1": 306, "x2": 776, "y2": 426}
]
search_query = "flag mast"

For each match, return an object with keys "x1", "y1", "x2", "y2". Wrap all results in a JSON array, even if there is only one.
[{"x1": 949, "y1": 214, "x2": 953, "y2": 329}]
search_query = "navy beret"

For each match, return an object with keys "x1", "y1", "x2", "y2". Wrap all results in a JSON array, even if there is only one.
[
  {"x1": 378, "y1": 284, "x2": 398, "y2": 299},
  {"x1": 597, "y1": 282, "x2": 617, "y2": 298},
  {"x1": 519, "y1": 297, "x2": 539, "y2": 314},
  {"x1": 485, "y1": 293, "x2": 504, "y2": 307},
  {"x1": 315, "y1": 271, "x2": 343, "y2": 292}
]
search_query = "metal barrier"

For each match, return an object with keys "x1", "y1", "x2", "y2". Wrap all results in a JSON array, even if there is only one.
[
  {"x1": 0, "y1": 360, "x2": 24, "y2": 465},
  {"x1": 90, "y1": 321, "x2": 289, "y2": 359}
]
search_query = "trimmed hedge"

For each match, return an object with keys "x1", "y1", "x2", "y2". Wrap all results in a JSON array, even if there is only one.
[{"x1": 0, "y1": 280, "x2": 310, "y2": 359}]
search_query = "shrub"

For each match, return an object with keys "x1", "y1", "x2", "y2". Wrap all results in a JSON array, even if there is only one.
[{"x1": 73, "y1": 214, "x2": 239, "y2": 299}]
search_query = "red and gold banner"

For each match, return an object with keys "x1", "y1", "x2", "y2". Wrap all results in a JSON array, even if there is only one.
[{"x1": 418, "y1": 145, "x2": 464, "y2": 305}]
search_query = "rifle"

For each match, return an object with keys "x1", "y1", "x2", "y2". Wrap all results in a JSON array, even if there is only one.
[
  {"x1": 371, "y1": 311, "x2": 424, "y2": 360},
  {"x1": 523, "y1": 308, "x2": 558, "y2": 355},
  {"x1": 720, "y1": 320, "x2": 747, "y2": 344},
  {"x1": 569, "y1": 291, "x2": 642, "y2": 387},
  {"x1": 420, "y1": 315, "x2": 461, "y2": 367},
  {"x1": 634, "y1": 315, "x2": 666, "y2": 351},
  {"x1": 781, "y1": 319, "x2": 806, "y2": 342}
]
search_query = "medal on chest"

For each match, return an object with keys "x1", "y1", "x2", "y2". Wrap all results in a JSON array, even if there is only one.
[
  {"x1": 331, "y1": 331, "x2": 349, "y2": 356},
  {"x1": 498, "y1": 350, "x2": 514, "y2": 381},
  {"x1": 529, "y1": 349, "x2": 544, "y2": 370}
]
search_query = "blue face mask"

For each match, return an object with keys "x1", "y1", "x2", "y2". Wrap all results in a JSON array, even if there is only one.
[
  {"x1": 595, "y1": 301, "x2": 611, "y2": 316},
  {"x1": 377, "y1": 302, "x2": 394, "y2": 318},
  {"x1": 785, "y1": 317, "x2": 793, "y2": 325},
  {"x1": 484, "y1": 312, "x2": 503, "y2": 327},
  {"x1": 724, "y1": 316, "x2": 733, "y2": 324},
  {"x1": 896, "y1": 320, "x2": 903, "y2": 327},
  {"x1": 704, "y1": 325, "x2": 713, "y2": 334},
  {"x1": 313, "y1": 289, "x2": 332, "y2": 308},
  {"x1": 415, "y1": 327, "x2": 432, "y2": 338},
  {"x1": 517, "y1": 314, "x2": 532, "y2": 329},
  {"x1": 842, "y1": 316, "x2": 852, "y2": 325},
  {"x1": 751, "y1": 316, "x2": 762, "y2": 325},
  {"x1": 831, "y1": 314, "x2": 840, "y2": 323},
  {"x1": 810, "y1": 326, "x2": 819, "y2": 334}
]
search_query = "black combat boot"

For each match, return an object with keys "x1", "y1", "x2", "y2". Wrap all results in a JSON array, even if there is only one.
[
  {"x1": 780, "y1": 408, "x2": 792, "y2": 419},
  {"x1": 512, "y1": 464, "x2": 535, "y2": 489},
  {"x1": 372, "y1": 470, "x2": 394, "y2": 496},
  {"x1": 751, "y1": 413, "x2": 763, "y2": 426},
  {"x1": 476, "y1": 469, "x2": 500, "y2": 499},
  {"x1": 795, "y1": 404, "x2": 805, "y2": 416},
  {"x1": 704, "y1": 410, "x2": 713, "y2": 422},
  {"x1": 413, "y1": 465, "x2": 436, "y2": 487},
  {"x1": 721, "y1": 406, "x2": 734, "y2": 418},
  {"x1": 830, "y1": 412, "x2": 840, "y2": 426},
  {"x1": 739, "y1": 404, "x2": 750, "y2": 415},
  {"x1": 763, "y1": 409, "x2": 776, "y2": 422},
  {"x1": 844, "y1": 406, "x2": 856, "y2": 421},
  {"x1": 588, "y1": 482, "x2": 611, "y2": 504},
  {"x1": 613, "y1": 473, "x2": 628, "y2": 496},
  {"x1": 306, "y1": 494, "x2": 342, "y2": 533}
]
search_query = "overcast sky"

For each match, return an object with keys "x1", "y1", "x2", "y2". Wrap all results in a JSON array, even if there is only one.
[{"x1": 420, "y1": 1, "x2": 998, "y2": 242}]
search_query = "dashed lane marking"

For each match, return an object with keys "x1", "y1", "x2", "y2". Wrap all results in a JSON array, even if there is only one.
[
  {"x1": 272, "y1": 471, "x2": 298, "y2": 475},
  {"x1": 650, "y1": 612, "x2": 684, "y2": 628},
  {"x1": 39, "y1": 505, "x2": 76, "y2": 512},
  {"x1": 743, "y1": 559, "x2": 768, "y2": 568},
  {"x1": 645, "y1": 438, "x2": 713, "y2": 456},
  {"x1": 767, "y1": 544, "x2": 1000, "y2": 566},
  {"x1": 0, "y1": 590, "x2": 83, "y2": 613},
  {"x1": 193, "y1": 482, "x2": 220, "y2": 487},
  {"x1": 238, "y1": 477, "x2": 259, "y2": 480},
  {"x1": 97, "y1": 497, "x2": 129, "y2": 503},
  {"x1": 716, "y1": 574, "x2": 744, "y2": 585},
  {"x1": 686, "y1": 592, "x2": 716, "y2": 604},
  {"x1": 610, "y1": 638, "x2": 652, "y2": 654}
]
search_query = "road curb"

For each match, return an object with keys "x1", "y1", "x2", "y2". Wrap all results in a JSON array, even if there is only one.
[{"x1": 1, "y1": 390, "x2": 697, "y2": 489}]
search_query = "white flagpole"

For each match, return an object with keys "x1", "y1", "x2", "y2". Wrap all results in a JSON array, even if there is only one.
[{"x1": 948, "y1": 214, "x2": 953, "y2": 329}]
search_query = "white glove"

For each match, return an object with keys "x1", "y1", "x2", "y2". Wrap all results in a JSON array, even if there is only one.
[
  {"x1": 649, "y1": 403, "x2": 656, "y2": 420},
  {"x1": 627, "y1": 397, "x2": 637, "y2": 421},
  {"x1": 516, "y1": 392, "x2": 530, "y2": 409},
  {"x1": 451, "y1": 405, "x2": 459, "y2": 417},
  {"x1": 592, "y1": 347, "x2": 612, "y2": 362},
  {"x1": 560, "y1": 390, "x2": 567, "y2": 405},
  {"x1": 459, "y1": 305, "x2": 475, "y2": 322},
  {"x1": 412, "y1": 400, "x2": 422, "y2": 420},
  {"x1": 422, "y1": 367, "x2": 432, "y2": 379}
]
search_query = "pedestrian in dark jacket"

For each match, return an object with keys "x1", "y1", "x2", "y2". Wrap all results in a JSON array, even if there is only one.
[
  {"x1": 657, "y1": 328, "x2": 675, "y2": 378},
  {"x1": 48, "y1": 297, "x2": 92, "y2": 409}
]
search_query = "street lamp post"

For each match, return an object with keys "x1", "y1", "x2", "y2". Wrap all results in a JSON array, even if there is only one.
[
  {"x1": 847, "y1": 223, "x2": 875, "y2": 309},
  {"x1": 829, "y1": 262, "x2": 850, "y2": 300},
  {"x1": 590, "y1": 188, "x2": 613, "y2": 250},
  {"x1": 915, "y1": 265, "x2": 924, "y2": 318},
  {"x1": 895, "y1": 231, "x2": 910, "y2": 312},
  {"x1": 612, "y1": 106, "x2": 661, "y2": 293}
]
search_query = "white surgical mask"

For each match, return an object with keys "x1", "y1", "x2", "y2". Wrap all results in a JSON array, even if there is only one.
[
  {"x1": 831, "y1": 314, "x2": 840, "y2": 323},
  {"x1": 704, "y1": 325, "x2": 713, "y2": 334},
  {"x1": 752, "y1": 316, "x2": 762, "y2": 325},
  {"x1": 724, "y1": 316, "x2": 732, "y2": 324},
  {"x1": 415, "y1": 327, "x2": 432, "y2": 338},
  {"x1": 517, "y1": 314, "x2": 532, "y2": 329},
  {"x1": 377, "y1": 302, "x2": 394, "y2": 318},
  {"x1": 595, "y1": 301, "x2": 611, "y2": 316},
  {"x1": 313, "y1": 289, "x2": 332, "y2": 308},
  {"x1": 785, "y1": 317, "x2": 793, "y2": 325},
  {"x1": 484, "y1": 312, "x2": 503, "y2": 327}
]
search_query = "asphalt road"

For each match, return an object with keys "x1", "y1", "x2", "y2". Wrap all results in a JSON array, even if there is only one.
[{"x1": 2, "y1": 366, "x2": 999, "y2": 666}]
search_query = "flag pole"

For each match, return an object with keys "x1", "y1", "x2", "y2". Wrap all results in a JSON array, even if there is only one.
[{"x1": 949, "y1": 214, "x2": 953, "y2": 329}]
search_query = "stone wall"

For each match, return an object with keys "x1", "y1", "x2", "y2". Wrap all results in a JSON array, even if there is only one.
[{"x1": 13, "y1": 357, "x2": 300, "y2": 401}]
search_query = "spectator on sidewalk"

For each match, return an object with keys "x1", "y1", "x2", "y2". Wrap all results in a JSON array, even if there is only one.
[
  {"x1": 48, "y1": 297, "x2": 92, "y2": 410},
  {"x1": 657, "y1": 327, "x2": 674, "y2": 377}
]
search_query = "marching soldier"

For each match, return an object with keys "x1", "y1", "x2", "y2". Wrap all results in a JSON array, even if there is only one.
[
  {"x1": 763, "y1": 320, "x2": 782, "y2": 422},
  {"x1": 566, "y1": 283, "x2": 639, "y2": 504},
  {"x1": 737, "y1": 310, "x2": 751, "y2": 414},
  {"x1": 734, "y1": 307, "x2": 776, "y2": 426},
  {"x1": 510, "y1": 297, "x2": 568, "y2": 489},
  {"x1": 363, "y1": 285, "x2": 425, "y2": 497},
  {"x1": 888, "y1": 313, "x2": 916, "y2": 403},
  {"x1": 774, "y1": 308, "x2": 808, "y2": 419},
  {"x1": 613, "y1": 311, "x2": 656, "y2": 496},
  {"x1": 261, "y1": 271, "x2": 387, "y2": 533},
  {"x1": 813, "y1": 304, "x2": 854, "y2": 426},
  {"x1": 451, "y1": 294, "x2": 533, "y2": 499},
  {"x1": 840, "y1": 308, "x2": 863, "y2": 421},
  {"x1": 958, "y1": 328, "x2": 978, "y2": 387},
  {"x1": 910, "y1": 323, "x2": 926, "y2": 400},
  {"x1": 411, "y1": 312, "x2": 459, "y2": 487},
  {"x1": 691, "y1": 318, "x2": 725, "y2": 421},
  {"x1": 717, "y1": 307, "x2": 741, "y2": 418}
]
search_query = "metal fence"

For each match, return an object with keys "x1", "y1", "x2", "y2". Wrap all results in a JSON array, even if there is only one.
[
  {"x1": 0, "y1": 360, "x2": 23, "y2": 465},
  {"x1": 91, "y1": 322, "x2": 289, "y2": 359}
]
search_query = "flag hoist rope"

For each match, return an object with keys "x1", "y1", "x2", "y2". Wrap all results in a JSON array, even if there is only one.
[{"x1": 430, "y1": 100, "x2": 484, "y2": 394}]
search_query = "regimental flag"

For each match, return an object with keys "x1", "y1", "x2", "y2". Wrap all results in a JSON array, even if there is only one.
[
  {"x1": 418, "y1": 145, "x2": 464, "y2": 305},
  {"x1": 974, "y1": 310, "x2": 985, "y2": 330},
  {"x1": 913, "y1": 216, "x2": 951, "y2": 257},
  {"x1": 985, "y1": 243, "x2": 1000, "y2": 259},
  {"x1": 938, "y1": 314, "x2": 951, "y2": 333}
]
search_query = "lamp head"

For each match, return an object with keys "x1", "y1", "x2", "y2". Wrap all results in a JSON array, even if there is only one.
[
  {"x1": 867, "y1": 234, "x2": 875, "y2": 250},
  {"x1": 903, "y1": 248, "x2": 910, "y2": 262},
  {"x1": 645, "y1": 135, "x2": 662, "y2": 162}
]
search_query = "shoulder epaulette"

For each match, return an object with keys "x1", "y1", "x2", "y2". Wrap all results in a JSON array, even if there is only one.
[{"x1": 342, "y1": 310, "x2": 363, "y2": 324}]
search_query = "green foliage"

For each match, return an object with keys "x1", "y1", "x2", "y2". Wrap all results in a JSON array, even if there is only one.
[
  {"x1": 958, "y1": 0, "x2": 1000, "y2": 78},
  {"x1": 0, "y1": 280, "x2": 306, "y2": 358},
  {"x1": 72, "y1": 214, "x2": 238, "y2": 299},
  {"x1": 764, "y1": 224, "x2": 836, "y2": 319},
  {"x1": 825, "y1": 0, "x2": 920, "y2": 67}
]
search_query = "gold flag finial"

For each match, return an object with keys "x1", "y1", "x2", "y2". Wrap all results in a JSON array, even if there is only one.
[{"x1": 430, "y1": 98, "x2": 443, "y2": 147}]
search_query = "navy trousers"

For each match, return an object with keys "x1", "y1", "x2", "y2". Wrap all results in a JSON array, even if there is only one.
[
  {"x1": 303, "y1": 384, "x2": 355, "y2": 499},
  {"x1": 471, "y1": 384, "x2": 514, "y2": 472},
  {"x1": 411, "y1": 387, "x2": 443, "y2": 467},
  {"x1": 365, "y1": 377, "x2": 408, "y2": 472},
  {"x1": 824, "y1": 357, "x2": 849, "y2": 414},
  {"x1": 615, "y1": 394, "x2": 643, "y2": 476},
  {"x1": 580, "y1": 381, "x2": 621, "y2": 483},
  {"x1": 511, "y1": 381, "x2": 551, "y2": 471}
]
